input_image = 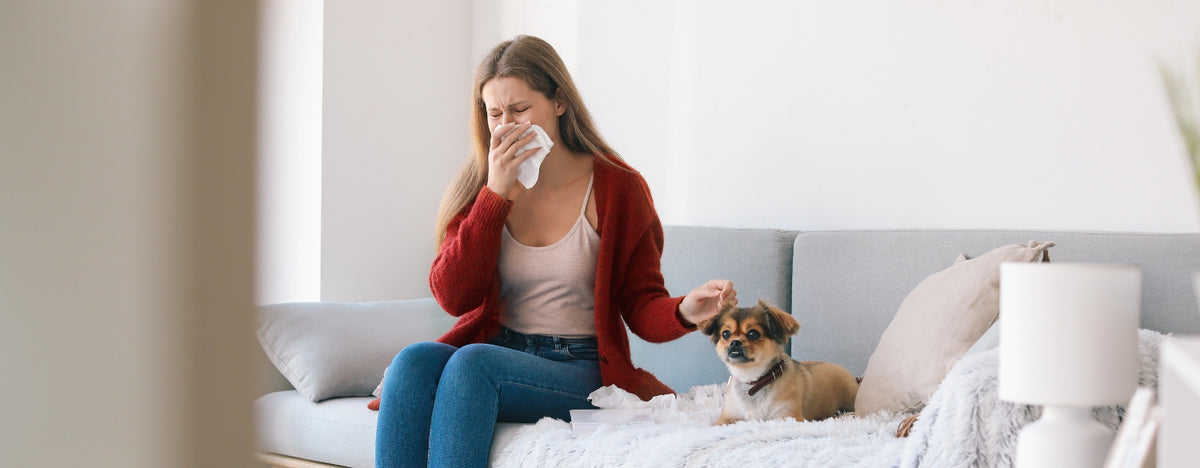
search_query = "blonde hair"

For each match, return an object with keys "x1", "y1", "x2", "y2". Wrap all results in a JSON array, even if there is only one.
[{"x1": 434, "y1": 35, "x2": 622, "y2": 245}]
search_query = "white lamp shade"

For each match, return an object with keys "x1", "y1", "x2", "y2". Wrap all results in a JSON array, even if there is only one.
[{"x1": 998, "y1": 263, "x2": 1141, "y2": 406}]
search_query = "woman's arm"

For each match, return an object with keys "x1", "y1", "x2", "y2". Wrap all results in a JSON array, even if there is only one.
[
  {"x1": 617, "y1": 222, "x2": 693, "y2": 343},
  {"x1": 616, "y1": 221, "x2": 737, "y2": 341},
  {"x1": 429, "y1": 187, "x2": 510, "y2": 316},
  {"x1": 613, "y1": 178, "x2": 736, "y2": 341}
]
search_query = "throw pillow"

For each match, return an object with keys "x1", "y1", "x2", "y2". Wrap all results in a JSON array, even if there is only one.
[
  {"x1": 964, "y1": 316, "x2": 1000, "y2": 356},
  {"x1": 854, "y1": 240, "x2": 1054, "y2": 414},
  {"x1": 256, "y1": 298, "x2": 454, "y2": 402}
]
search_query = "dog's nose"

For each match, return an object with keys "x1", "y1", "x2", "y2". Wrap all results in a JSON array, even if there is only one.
[{"x1": 729, "y1": 340, "x2": 742, "y2": 348}]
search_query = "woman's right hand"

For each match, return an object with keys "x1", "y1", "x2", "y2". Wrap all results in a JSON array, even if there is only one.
[
  {"x1": 679, "y1": 279, "x2": 737, "y2": 326},
  {"x1": 485, "y1": 121, "x2": 539, "y2": 199}
]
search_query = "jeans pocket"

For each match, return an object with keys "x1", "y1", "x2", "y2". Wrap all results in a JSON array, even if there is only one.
[{"x1": 563, "y1": 342, "x2": 599, "y2": 361}]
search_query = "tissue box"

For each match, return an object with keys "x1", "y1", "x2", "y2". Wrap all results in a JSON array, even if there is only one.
[{"x1": 569, "y1": 409, "x2": 653, "y2": 436}]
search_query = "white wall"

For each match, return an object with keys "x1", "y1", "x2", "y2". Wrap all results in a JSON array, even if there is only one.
[
  {"x1": 316, "y1": 0, "x2": 1200, "y2": 301},
  {"x1": 577, "y1": 0, "x2": 1200, "y2": 232},
  {"x1": 259, "y1": 0, "x2": 323, "y2": 304},
  {"x1": 322, "y1": 0, "x2": 474, "y2": 301},
  {"x1": 1, "y1": 1, "x2": 258, "y2": 466}
]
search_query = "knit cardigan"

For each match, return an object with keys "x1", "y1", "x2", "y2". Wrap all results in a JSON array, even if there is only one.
[{"x1": 429, "y1": 158, "x2": 691, "y2": 400}]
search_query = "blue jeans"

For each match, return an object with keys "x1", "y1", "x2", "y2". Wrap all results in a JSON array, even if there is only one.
[{"x1": 375, "y1": 328, "x2": 602, "y2": 467}]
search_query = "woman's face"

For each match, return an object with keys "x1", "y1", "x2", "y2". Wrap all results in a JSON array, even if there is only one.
[{"x1": 481, "y1": 76, "x2": 564, "y2": 143}]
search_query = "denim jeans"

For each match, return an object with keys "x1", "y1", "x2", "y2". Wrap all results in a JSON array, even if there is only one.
[{"x1": 375, "y1": 328, "x2": 602, "y2": 467}]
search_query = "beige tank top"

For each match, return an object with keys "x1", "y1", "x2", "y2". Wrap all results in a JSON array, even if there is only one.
[{"x1": 498, "y1": 175, "x2": 599, "y2": 337}]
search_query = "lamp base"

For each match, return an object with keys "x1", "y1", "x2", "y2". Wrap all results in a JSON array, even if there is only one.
[{"x1": 1016, "y1": 405, "x2": 1115, "y2": 468}]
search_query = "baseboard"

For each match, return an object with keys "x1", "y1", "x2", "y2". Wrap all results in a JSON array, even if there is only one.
[{"x1": 255, "y1": 452, "x2": 344, "y2": 468}]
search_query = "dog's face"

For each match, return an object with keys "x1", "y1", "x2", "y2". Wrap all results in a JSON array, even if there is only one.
[{"x1": 699, "y1": 300, "x2": 800, "y2": 369}]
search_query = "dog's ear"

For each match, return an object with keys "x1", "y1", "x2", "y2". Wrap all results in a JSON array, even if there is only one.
[
  {"x1": 758, "y1": 300, "x2": 800, "y2": 342},
  {"x1": 698, "y1": 303, "x2": 732, "y2": 342}
]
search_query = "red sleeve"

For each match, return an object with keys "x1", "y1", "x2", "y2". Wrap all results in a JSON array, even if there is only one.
[
  {"x1": 429, "y1": 186, "x2": 510, "y2": 316},
  {"x1": 611, "y1": 172, "x2": 692, "y2": 342},
  {"x1": 619, "y1": 222, "x2": 691, "y2": 342}
]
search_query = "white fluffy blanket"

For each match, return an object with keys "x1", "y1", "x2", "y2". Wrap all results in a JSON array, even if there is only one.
[
  {"x1": 902, "y1": 329, "x2": 1163, "y2": 467},
  {"x1": 495, "y1": 330, "x2": 1163, "y2": 468}
]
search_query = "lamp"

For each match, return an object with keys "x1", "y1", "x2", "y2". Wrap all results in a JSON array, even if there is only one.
[{"x1": 999, "y1": 263, "x2": 1141, "y2": 468}]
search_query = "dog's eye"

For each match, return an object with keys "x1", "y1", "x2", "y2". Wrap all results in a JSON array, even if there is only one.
[
  {"x1": 721, "y1": 330, "x2": 731, "y2": 340},
  {"x1": 747, "y1": 330, "x2": 761, "y2": 340}
]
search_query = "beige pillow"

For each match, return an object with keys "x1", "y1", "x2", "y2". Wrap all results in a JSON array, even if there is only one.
[{"x1": 854, "y1": 241, "x2": 1054, "y2": 414}]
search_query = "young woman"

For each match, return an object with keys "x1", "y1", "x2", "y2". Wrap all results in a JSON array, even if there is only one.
[{"x1": 374, "y1": 35, "x2": 737, "y2": 467}]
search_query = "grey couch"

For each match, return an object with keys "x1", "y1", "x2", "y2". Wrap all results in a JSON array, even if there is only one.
[{"x1": 255, "y1": 227, "x2": 1200, "y2": 468}]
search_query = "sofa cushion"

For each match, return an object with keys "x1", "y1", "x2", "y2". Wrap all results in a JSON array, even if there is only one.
[
  {"x1": 256, "y1": 391, "x2": 379, "y2": 468},
  {"x1": 853, "y1": 241, "x2": 1053, "y2": 414},
  {"x1": 255, "y1": 390, "x2": 526, "y2": 468},
  {"x1": 256, "y1": 299, "x2": 455, "y2": 402}
]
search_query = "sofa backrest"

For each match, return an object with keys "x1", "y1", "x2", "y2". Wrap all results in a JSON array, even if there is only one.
[
  {"x1": 256, "y1": 227, "x2": 1200, "y2": 398},
  {"x1": 790, "y1": 230, "x2": 1200, "y2": 377},
  {"x1": 628, "y1": 226, "x2": 799, "y2": 393}
]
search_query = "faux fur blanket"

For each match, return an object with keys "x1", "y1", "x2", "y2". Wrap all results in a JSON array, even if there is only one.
[{"x1": 494, "y1": 330, "x2": 1163, "y2": 468}]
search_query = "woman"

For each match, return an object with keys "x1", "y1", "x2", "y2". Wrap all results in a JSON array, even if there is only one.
[{"x1": 375, "y1": 35, "x2": 736, "y2": 467}]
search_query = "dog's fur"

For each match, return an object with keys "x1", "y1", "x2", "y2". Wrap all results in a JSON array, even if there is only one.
[{"x1": 699, "y1": 300, "x2": 859, "y2": 425}]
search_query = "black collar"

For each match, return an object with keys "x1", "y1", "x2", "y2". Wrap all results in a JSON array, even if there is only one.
[{"x1": 747, "y1": 359, "x2": 787, "y2": 396}]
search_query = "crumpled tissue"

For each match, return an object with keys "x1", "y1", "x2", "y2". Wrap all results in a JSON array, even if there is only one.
[
  {"x1": 587, "y1": 384, "x2": 726, "y2": 425},
  {"x1": 497, "y1": 123, "x2": 554, "y2": 189}
]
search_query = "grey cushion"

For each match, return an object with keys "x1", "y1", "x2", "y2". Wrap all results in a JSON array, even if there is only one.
[
  {"x1": 256, "y1": 299, "x2": 455, "y2": 402},
  {"x1": 791, "y1": 230, "x2": 1200, "y2": 376},
  {"x1": 629, "y1": 226, "x2": 799, "y2": 392}
]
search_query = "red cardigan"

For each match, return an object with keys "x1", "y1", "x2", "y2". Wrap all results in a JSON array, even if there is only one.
[{"x1": 429, "y1": 158, "x2": 691, "y2": 400}]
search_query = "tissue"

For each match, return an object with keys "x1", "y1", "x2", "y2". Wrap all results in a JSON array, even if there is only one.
[
  {"x1": 497, "y1": 123, "x2": 553, "y2": 189},
  {"x1": 586, "y1": 384, "x2": 726, "y2": 426}
]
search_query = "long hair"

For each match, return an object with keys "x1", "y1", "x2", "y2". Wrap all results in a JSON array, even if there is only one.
[{"x1": 434, "y1": 35, "x2": 623, "y2": 246}]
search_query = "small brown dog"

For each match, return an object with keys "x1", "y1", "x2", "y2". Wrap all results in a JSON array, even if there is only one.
[{"x1": 699, "y1": 300, "x2": 858, "y2": 425}]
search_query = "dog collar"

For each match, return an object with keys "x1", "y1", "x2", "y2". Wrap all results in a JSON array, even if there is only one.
[{"x1": 747, "y1": 359, "x2": 787, "y2": 396}]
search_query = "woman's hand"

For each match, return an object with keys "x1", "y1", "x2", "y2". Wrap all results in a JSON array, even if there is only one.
[
  {"x1": 485, "y1": 121, "x2": 539, "y2": 199},
  {"x1": 678, "y1": 279, "x2": 737, "y2": 326}
]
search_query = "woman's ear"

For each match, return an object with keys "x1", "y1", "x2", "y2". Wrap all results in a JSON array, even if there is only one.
[{"x1": 553, "y1": 89, "x2": 567, "y2": 116}]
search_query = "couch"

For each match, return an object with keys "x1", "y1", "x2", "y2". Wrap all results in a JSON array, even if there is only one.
[{"x1": 254, "y1": 226, "x2": 1200, "y2": 468}]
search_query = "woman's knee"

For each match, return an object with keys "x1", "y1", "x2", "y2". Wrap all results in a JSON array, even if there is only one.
[
  {"x1": 385, "y1": 341, "x2": 456, "y2": 383},
  {"x1": 394, "y1": 340, "x2": 454, "y2": 363},
  {"x1": 441, "y1": 343, "x2": 508, "y2": 380}
]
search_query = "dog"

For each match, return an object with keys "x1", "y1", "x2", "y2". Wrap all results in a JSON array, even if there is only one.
[{"x1": 699, "y1": 300, "x2": 859, "y2": 425}]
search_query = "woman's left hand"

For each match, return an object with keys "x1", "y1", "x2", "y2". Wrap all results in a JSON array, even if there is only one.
[{"x1": 678, "y1": 279, "x2": 737, "y2": 326}]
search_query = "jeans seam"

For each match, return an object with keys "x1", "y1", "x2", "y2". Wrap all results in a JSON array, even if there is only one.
[{"x1": 497, "y1": 380, "x2": 596, "y2": 401}]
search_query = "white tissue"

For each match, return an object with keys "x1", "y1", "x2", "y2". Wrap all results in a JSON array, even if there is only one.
[
  {"x1": 586, "y1": 384, "x2": 726, "y2": 426},
  {"x1": 497, "y1": 123, "x2": 553, "y2": 189}
]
